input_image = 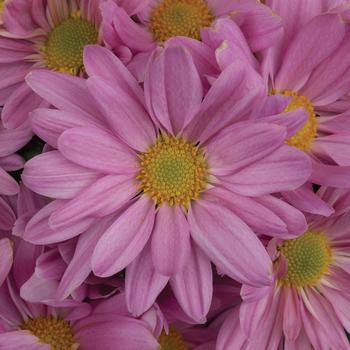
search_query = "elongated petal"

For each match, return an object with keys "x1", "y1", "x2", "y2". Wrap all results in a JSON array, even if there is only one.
[
  {"x1": 145, "y1": 46, "x2": 203, "y2": 135},
  {"x1": 58, "y1": 126, "x2": 138, "y2": 174},
  {"x1": 223, "y1": 145, "x2": 311, "y2": 196},
  {"x1": 207, "y1": 122, "x2": 286, "y2": 176},
  {"x1": 0, "y1": 167, "x2": 19, "y2": 195},
  {"x1": 151, "y1": 205, "x2": 191, "y2": 276},
  {"x1": 188, "y1": 199, "x2": 272, "y2": 286},
  {"x1": 126, "y1": 244, "x2": 169, "y2": 317},
  {"x1": 22, "y1": 151, "x2": 100, "y2": 199},
  {"x1": 170, "y1": 243, "x2": 213, "y2": 323},
  {"x1": 49, "y1": 175, "x2": 137, "y2": 229},
  {"x1": 0, "y1": 196, "x2": 16, "y2": 230},
  {"x1": 0, "y1": 239, "x2": 13, "y2": 286},
  {"x1": 92, "y1": 197, "x2": 155, "y2": 277}
]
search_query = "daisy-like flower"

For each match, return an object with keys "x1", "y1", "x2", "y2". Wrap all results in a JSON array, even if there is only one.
[
  {"x1": 260, "y1": 5, "x2": 350, "y2": 188},
  {"x1": 23, "y1": 45, "x2": 310, "y2": 320},
  {"x1": 0, "y1": 278, "x2": 160, "y2": 349},
  {"x1": 101, "y1": 0, "x2": 282, "y2": 80},
  {"x1": 217, "y1": 187, "x2": 350, "y2": 349},
  {"x1": 0, "y1": 0, "x2": 107, "y2": 129}
]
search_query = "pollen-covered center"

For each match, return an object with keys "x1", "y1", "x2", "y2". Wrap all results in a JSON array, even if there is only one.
[
  {"x1": 137, "y1": 134, "x2": 207, "y2": 208},
  {"x1": 43, "y1": 15, "x2": 98, "y2": 75},
  {"x1": 0, "y1": 0, "x2": 5, "y2": 12},
  {"x1": 278, "y1": 231, "x2": 332, "y2": 288},
  {"x1": 21, "y1": 316, "x2": 77, "y2": 350},
  {"x1": 149, "y1": 0, "x2": 215, "y2": 42},
  {"x1": 158, "y1": 327, "x2": 188, "y2": 350},
  {"x1": 281, "y1": 90, "x2": 318, "y2": 151}
]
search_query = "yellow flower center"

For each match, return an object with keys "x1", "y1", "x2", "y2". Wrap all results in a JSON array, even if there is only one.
[
  {"x1": 21, "y1": 316, "x2": 77, "y2": 350},
  {"x1": 149, "y1": 0, "x2": 214, "y2": 42},
  {"x1": 137, "y1": 134, "x2": 208, "y2": 208},
  {"x1": 281, "y1": 90, "x2": 318, "y2": 151},
  {"x1": 278, "y1": 231, "x2": 332, "y2": 288},
  {"x1": 42, "y1": 14, "x2": 98, "y2": 75},
  {"x1": 0, "y1": 1, "x2": 5, "y2": 13},
  {"x1": 158, "y1": 327, "x2": 188, "y2": 350}
]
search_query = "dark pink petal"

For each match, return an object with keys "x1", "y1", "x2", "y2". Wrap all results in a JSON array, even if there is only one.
[
  {"x1": 0, "y1": 167, "x2": 19, "y2": 195},
  {"x1": 126, "y1": 244, "x2": 169, "y2": 317},
  {"x1": 22, "y1": 151, "x2": 100, "y2": 199},
  {"x1": 223, "y1": 145, "x2": 311, "y2": 196},
  {"x1": 170, "y1": 244, "x2": 213, "y2": 323},
  {"x1": 188, "y1": 199, "x2": 272, "y2": 286},
  {"x1": 145, "y1": 46, "x2": 203, "y2": 135},
  {"x1": 0, "y1": 196, "x2": 16, "y2": 230},
  {"x1": 0, "y1": 239, "x2": 13, "y2": 286},
  {"x1": 58, "y1": 126, "x2": 138, "y2": 173},
  {"x1": 151, "y1": 205, "x2": 191, "y2": 276},
  {"x1": 92, "y1": 197, "x2": 156, "y2": 277}
]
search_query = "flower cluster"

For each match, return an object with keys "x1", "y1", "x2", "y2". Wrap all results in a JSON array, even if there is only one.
[{"x1": 1, "y1": 0, "x2": 350, "y2": 349}]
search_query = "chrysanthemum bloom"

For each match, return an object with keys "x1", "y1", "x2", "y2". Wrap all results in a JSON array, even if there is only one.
[
  {"x1": 0, "y1": 279, "x2": 160, "y2": 349},
  {"x1": 101, "y1": 0, "x2": 282, "y2": 80},
  {"x1": 260, "y1": 6, "x2": 350, "y2": 188},
  {"x1": 217, "y1": 187, "x2": 350, "y2": 349},
  {"x1": 0, "y1": 0, "x2": 109, "y2": 129},
  {"x1": 23, "y1": 44, "x2": 311, "y2": 320}
]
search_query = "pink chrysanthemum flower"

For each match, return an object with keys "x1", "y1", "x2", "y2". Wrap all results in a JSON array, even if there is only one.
[
  {"x1": 217, "y1": 187, "x2": 350, "y2": 349},
  {"x1": 0, "y1": 0, "x2": 108, "y2": 129},
  {"x1": 23, "y1": 45, "x2": 311, "y2": 320},
  {"x1": 261, "y1": 6, "x2": 350, "y2": 188},
  {"x1": 101, "y1": 0, "x2": 282, "y2": 79}
]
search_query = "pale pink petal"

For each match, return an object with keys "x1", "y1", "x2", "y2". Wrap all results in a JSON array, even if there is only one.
[
  {"x1": 170, "y1": 243, "x2": 213, "y2": 323},
  {"x1": 207, "y1": 122, "x2": 286, "y2": 176},
  {"x1": 58, "y1": 126, "x2": 138, "y2": 173},
  {"x1": 145, "y1": 46, "x2": 203, "y2": 135},
  {"x1": 26, "y1": 70, "x2": 101, "y2": 118},
  {"x1": 275, "y1": 14, "x2": 345, "y2": 91},
  {"x1": 0, "y1": 331, "x2": 49, "y2": 350},
  {"x1": 223, "y1": 145, "x2": 311, "y2": 196},
  {"x1": 22, "y1": 151, "x2": 100, "y2": 199},
  {"x1": 86, "y1": 77, "x2": 155, "y2": 151},
  {"x1": 283, "y1": 288, "x2": 302, "y2": 341},
  {"x1": 125, "y1": 244, "x2": 169, "y2": 317},
  {"x1": 49, "y1": 175, "x2": 137, "y2": 229},
  {"x1": 92, "y1": 197, "x2": 155, "y2": 277},
  {"x1": 151, "y1": 205, "x2": 190, "y2": 276},
  {"x1": 188, "y1": 199, "x2": 272, "y2": 286}
]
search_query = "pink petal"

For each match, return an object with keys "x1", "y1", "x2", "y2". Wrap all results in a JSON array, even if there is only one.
[
  {"x1": 170, "y1": 243, "x2": 213, "y2": 323},
  {"x1": 283, "y1": 288, "x2": 302, "y2": 341},
  {"x1": 0, "y1": 331, "x2": 49, "y2": 350},
  {"x1": 275, "y1": 14, "x2": 345, "y2": 91},
  {"x1": 92, "y1": 197, "x2": 155, "y2": 277},
  {"x1": 151, "y1": 205, "x2": 191, "y2": 276},
  {"x1": 125, "y1": 244, "x2": 169, "y2": 317},
  {"x1": 86, "y1": 77, "x2": 155, "y2": 152},
  {"x1": 0, "y1": 167, "x2": 18, "y2": 195},
  {"x1": 58, "y1": 126, "x2": 138, "y2": 173},
  {"x1": 26, "y1": 70, "x2": 101, "y2": 118},
  {"x1": 207, "y1": 122, "x2": 286, "y2": 176},
  {"x1": 223, "y1": 145, "x2": 311, "y2": 196},
  {"x1": 22, "y1": 151, "x2": 100, "y2": 199},
  {"x1": 0, "y1": 239, "x2": 13, "y2": 286},
  {"x1": 188, "y1": 199, "x2": 272, "y2": 286},
  {"x1": 310, "y1": 161, "x2": 350, "y2": 187},
  {"x1": 145, "y1": 46, "x2": 203, "y2": 135},
  {"x1": 49, "y1": 175, "x2": 137, "y2": 229},
  {"x1": 0, "y1": 196, "x2": 16, "y2": 230}
]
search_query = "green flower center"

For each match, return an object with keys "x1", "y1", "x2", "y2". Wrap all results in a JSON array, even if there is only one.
[
  {"x1": 158, "y1": 327, "x2": 188, "y2": 349},
  {"x1": 21, "y1": 316, "x2": 77, "y2": 350},
  {"x1": 137, "y1": 134, "x2": 208, "y2": 208},
  {"x1": 149, "y1": 0, "x2": 214, "y2": 42},
  {"x1": 43, "y1": 15, "x2": 98, "y2": 75},
  {"x1": 278, "y1": 231, "x2": 332, "y2": 288}
]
